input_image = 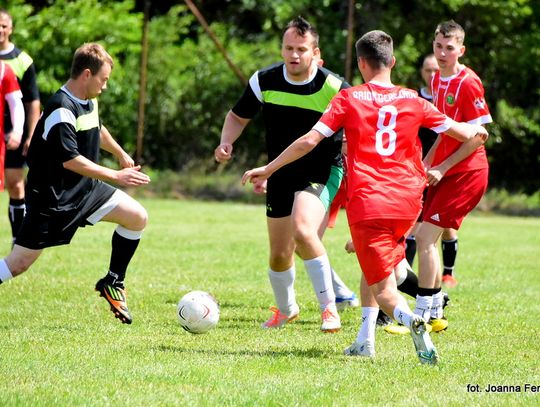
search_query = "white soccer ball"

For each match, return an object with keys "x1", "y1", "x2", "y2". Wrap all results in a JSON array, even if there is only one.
[{"x1": 177, "y1": 290, "x2": 220, "y2": 334}]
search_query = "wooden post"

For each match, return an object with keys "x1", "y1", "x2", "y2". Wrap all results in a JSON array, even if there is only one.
[
  {"x1": 184, "y1": 0, "x2": 247, "y2": 86},
  {"x1": 136, "y1": 0, "x2": 150, "y2": 164},
  {"x1": 345, "y1": 0, "x2": 355, "y2": 83}
]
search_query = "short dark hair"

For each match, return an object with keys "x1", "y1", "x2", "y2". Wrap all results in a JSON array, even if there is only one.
[
  {"x1": 355, "y1": 30, "x2": 393, "y2": 69},
  {"x1": 70, "y1": 43, "x2": 113, "y2": 79},
  {"x1": 283, "y1": 16, "x2": 319, "y2": 48},
  {"x1": 434, "y1": 20, "x2": 465, "y2": 44}
]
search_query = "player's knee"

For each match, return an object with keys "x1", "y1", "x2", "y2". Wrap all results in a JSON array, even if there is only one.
[
  {"x1": 415, "y1": 233, "x2": 436, "y2": 251},
  {"x1": 269, "y1": 252, "x2": 293, "y2": 271},
  {"x1": 292, "y1": 224, "x2": 314, "y2": 247},
  {"x1": 6, "y1": 180, "x2": 24, "y2": 197},
  {"x1": 132, "y1": 205, "x2": 148, "y2": 231}
]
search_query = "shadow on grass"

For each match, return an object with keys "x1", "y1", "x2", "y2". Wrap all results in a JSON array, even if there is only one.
[{"x1": 153, "y1": 344, "x2": 330, "y2": 359}]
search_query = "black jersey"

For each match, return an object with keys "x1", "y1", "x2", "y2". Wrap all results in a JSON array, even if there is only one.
[
  {"x1": 233, "y1": 63, "x2": 348, "y2": 178},
  {"x1": 417, "y1": 87, "x2": 438, "y2": 158},
  {"x1": 26, "y1": 86, "x2": 104, "y2": 212},
  {"x1": 0, "y1": 45, "x2": 40, "y2": 132}
]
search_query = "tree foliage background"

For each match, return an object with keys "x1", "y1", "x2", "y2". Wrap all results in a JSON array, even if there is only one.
[{"x1": 5, "y1": 0, "x2": 540, "y2": 193}]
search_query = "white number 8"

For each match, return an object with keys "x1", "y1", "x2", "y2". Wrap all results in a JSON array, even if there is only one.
[{"x1": 375, "y1": 105, "x2": 398, "y2": 156}]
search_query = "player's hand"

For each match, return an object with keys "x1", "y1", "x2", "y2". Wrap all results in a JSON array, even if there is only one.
[
  {"x1": 22, "y1": 137, "x2": 32, "y2": 156},
  {"x1": 426, "y1": 166, "x2": 445, "y2": 186},
  {"x1": 116, "y1": 165, "x2": 150, "y2": 187},
  {"x1": 253, "y1": 178, "x2": 267, "y2": 194},
  {"x1": 344, "y1": 239, "x2": 355, "y2": 253},
  {"x1": 241, "y1": 166, "x2": 270, "y2": 186},
  {"x1": 5, "y1": 131, "x2": 21, "y2": 150},
  {"x1": 475, "y1": 125, "x2": 489, "y2": 143},
  {"x1": 214, "y1": 143, "x2": 233, "y2": 163}
]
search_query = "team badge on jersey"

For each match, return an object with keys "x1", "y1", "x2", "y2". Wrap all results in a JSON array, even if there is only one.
[
  {"x1": 474, "y1": 97, "x2": 486, "y2": 110},
  {"x1": 446, "y1": 94, "x2": 455, "y2": 106}
]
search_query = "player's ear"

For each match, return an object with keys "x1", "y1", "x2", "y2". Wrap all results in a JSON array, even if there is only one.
[
  {"x1": 459, "y1": 45, "x2": 466, "y2": 57},
  {"x1": 389, "y1": 56, "x2": 396, "y2": 69}
]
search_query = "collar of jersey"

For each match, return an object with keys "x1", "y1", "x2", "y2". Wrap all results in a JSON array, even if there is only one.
[
  {"x1": 61, "y1": 85, "x2": 90, "y2": 105},
  {"x1": 282, "y1": 62, "x2": 318, "y2": 85},
  {"x1": 439, "y1": 65, "x2": 466, "y2": 82},
  {"x1": 0, "y1": 43, "x2": 15, "y2": 56}
]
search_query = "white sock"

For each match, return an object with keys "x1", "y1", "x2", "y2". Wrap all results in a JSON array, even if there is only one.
[
  {"x1": 356, "y1": 307, "x2": 378, "y2": 343},
  {"x1": 393, "y1": 303, "x2": 414, "y2": 328},
  {"x1": 268, "y1": 267, "x2": 297, "y2": 316},
  {"x1": 304, "y1": 254, "x2": 335, "y2": 310},
  {"x1": 414, "y1": 295, "x2": 433, "y2": 320},
  {"x1": 330, "y1": 268, "x2": 353, "y2": 299},
  {"x1": 431, "y1": 291, "x2": 444, "y2": 319},
  {"x1": 0, "y1": 259, "x2": 14, "y2": 283}
]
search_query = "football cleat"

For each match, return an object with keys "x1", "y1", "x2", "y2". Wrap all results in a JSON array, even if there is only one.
[
  {"x1": 376, "y1": 310, "x2": 393, "y2": 327},
  {"x1": 410, "y1": 315, "x2": 439, "y2": 365},
  {"x1": 344, "y1": 340, "x2": 375, "y2": 358},
  {"x1": 429, "y1": 317, "x2": 449, "y2": 332},
  {"x1": 321, "y1": 304, "x2": 341, "y2": 333},
  {"x1": 335, "y1": 293, "x2": 360, "y2": 311},
  {"x1": 442, "y1": 292, "x2": 450, "y2": 309},
  {"x1": 442, "y1": 274, "x2": 458, "y2": 288},
  {"x1": 384, "y1": 322, "x2": 433, "y2": 335},
  {"x1": 95, "y1": 278, "x2": 132, "y2": 324},
  {"x1": 261, "y1": 305, "x2": 299, "y2": 329}
]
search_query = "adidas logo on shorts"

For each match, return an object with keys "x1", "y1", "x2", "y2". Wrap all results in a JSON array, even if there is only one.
[{"x1": 430, "y1": 213, "x2": 440, "y2": 222}]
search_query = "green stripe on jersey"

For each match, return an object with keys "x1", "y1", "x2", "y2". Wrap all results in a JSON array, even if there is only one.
[
  {"x1": 4, "y1": 51, "x2": 33, "y2": 80},
  {"x1": 75, "y1": 99, "x2": 99, "y2": 131},
  {"x1": 262, "y1": 74, "x2": 342, "y2": 112}
]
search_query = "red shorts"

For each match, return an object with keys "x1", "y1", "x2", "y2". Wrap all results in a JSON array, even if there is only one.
[
  {"x1": 350, "y1": 219, "x2": 415, "y2": 286},
  {"x1": 422, "y1": 168, "x2": 488, "y2": 229},
  {"x1": 0, "y1": 139, "x2": 5, "y2": 191}
]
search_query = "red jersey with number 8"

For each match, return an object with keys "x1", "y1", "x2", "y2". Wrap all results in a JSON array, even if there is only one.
[{"x1": 313, "y1": 81, "x2": 452, "y2": 225}]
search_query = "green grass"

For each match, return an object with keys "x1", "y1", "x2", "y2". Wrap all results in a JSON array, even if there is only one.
[{"x1": 0, "y1": 197, "x2": 539, "y2": 406}]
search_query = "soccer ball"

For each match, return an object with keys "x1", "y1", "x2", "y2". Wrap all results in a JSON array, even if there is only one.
[{"x1": 177, "y1": 290, "x2": 220, "y2": 334}]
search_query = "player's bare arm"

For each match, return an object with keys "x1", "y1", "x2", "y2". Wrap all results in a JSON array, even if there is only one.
[
  {"x1": 427, "y1": 130, "x2": 489, "y2": 186},
  {"x1": 63, "y1": 155, "x2": 150, "y2": 187},
  {"x1": 22, "y1": 99, "x2": 41, "y2": 156},
  {"x1": 214, "y1": 110, "x2": 250, "y2": 163},
  {"x1": 99, "y1": 125, "x2": 135, "y2": 168},
  {"x1": 242, "y1": 129, "x2": 325, "y2": 185}
]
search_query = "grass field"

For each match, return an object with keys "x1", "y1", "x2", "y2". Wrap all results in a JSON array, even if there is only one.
[{"x1": 0, "y1": 197, "x2": 539, "y2": 406}]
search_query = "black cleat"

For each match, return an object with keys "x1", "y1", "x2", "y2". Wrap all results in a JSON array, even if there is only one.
[{"x1": 376, "y1": 310, "x2": 393, "y2": 327}]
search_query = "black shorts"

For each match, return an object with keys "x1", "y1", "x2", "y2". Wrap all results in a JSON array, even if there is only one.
[
  {"x1": 16, "y1": 181, "x2": 116, "y2": 249},
  {"x1": 5, "y1": 133, "x2": 28, "y2": 169},
  {"x1": 266, "y1": 165, "x2": 343, "y2": 218}
]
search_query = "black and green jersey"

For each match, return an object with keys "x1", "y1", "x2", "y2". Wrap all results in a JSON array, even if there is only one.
[
  {"x1": 26, "y1": 86, "x2": 105, "y2": 212},
  {"x1": 0, "y1": 44, "x2": 40, "y2": 132},
  {"x1": 233, "y1": 62, "x2": 349, "y2": 178}
]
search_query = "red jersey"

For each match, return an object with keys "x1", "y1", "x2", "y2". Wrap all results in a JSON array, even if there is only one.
[
  {"x1": 313, "y1": 81, "x2": 452, "y2": 225},
  {"x1": 0, "y1": 61, "x2": 23, "y2": 190},
  {"x1": 431, "y1": 66, "x2": 492, "y2": 175}
]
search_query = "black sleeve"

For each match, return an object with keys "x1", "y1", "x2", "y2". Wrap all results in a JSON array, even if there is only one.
[
  {"x1": 47, "y1": 122, "x2": 81, "y2": 163},
  {"x1": 20, "y1": 63, "x2": 40, "y2": 103},
  {"x1": 231, "y1": 83, "x2": 262, "y2": 119}
]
